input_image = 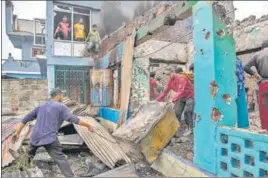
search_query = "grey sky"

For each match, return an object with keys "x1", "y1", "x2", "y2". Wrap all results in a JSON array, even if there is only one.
[{"x1": 1, "y1": 1, "x2": 268, "y2": 60}]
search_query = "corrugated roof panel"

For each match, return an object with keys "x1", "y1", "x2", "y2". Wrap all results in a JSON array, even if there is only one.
[{"x1": 73, "y1": 116, "x2": 131, "y2": 169}]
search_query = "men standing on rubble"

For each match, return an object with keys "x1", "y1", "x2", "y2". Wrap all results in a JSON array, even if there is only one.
[
  {"x1": 86, "y1": 24, "x2": 101, "y2": 54},
  {"x1": 150, "y1": 72, "x2": 159, "y2": 100},
  {"x1": 244, "y1": 40, "x2": 268, "y2": 129},
  {"x1": 156, "y1": 69, "x2": 194, "y2": 134},
  {"x1": 244, "y1": 40, "x2": 268, "y2": 84},
  {"x1": 12, "y1": 88, "x2": 94, "y2": 177},
  {"x1": 156, "y1": 77, "x2": 164, "y2": 94}
]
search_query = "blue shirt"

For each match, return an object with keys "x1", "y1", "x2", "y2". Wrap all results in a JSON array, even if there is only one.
[
  {"x1": 236, "y1": 58, "x2": 245, "y2": 97},
  {"x1": 22, "y1": 101, "x2": 80, "y2": 146}
]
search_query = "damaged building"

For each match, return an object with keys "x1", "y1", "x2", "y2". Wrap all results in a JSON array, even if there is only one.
[{"x1": 2, "y1": 0, "x2": 268, "y2": 177}]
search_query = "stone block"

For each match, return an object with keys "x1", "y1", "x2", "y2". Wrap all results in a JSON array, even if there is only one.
[
  {"x1": 20, "y1": 85, "x2": 29, "y2": 90},
  {"x1": 31, "y1": 85, "x2": 41, "y2": 90},
  {"x1": 25, "y1": 79, "x2": 35, "y2": 85},
  {"x1": 20, "y1": 95, "x2": 30, "y2": 102}
]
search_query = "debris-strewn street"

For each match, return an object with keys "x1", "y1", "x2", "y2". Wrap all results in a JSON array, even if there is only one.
[{"x1": 2, "y1": 0, "x2": 268, "y2": 177}]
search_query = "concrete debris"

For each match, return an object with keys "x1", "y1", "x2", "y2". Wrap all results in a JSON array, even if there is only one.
[
  {"x1": 135, "y1": 162, "x2": 162, "y2": 177},
  {"x1": 113, "y1": 102, "x2": 174, "y2": 143},
  {"x1": 2, "y1": 166, "x2": 44, "y2": 177},
  {"x1": 114, "y1": 101, "x2": 179, "y2": 164},
  {"x1": 166, "y1": 122, "x2": 194, "y2": 162},
  {"x1": 95, "y1": 163, "x2": 137, "y2": 177},
  {"x1": 248, "y1": 111, "x2": 265, "y2": 133},
  {"x1": 33, "y1": 152, "x2": 53, "y2": 163}
]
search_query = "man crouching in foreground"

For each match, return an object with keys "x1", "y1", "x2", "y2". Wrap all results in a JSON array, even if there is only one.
[{"x1": 12, "y1": 88, "x2": 93, "y2": 177}]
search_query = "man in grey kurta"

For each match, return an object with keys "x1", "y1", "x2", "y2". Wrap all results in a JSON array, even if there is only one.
[
  {"x1": 244, "y1": 40, "x2": 268, "y2": 82},
  {"x1": 13, "y1": 88, "x2": 94, "y2": 177}
]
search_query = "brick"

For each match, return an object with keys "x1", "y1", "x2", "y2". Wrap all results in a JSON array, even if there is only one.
[
  {"x1": 31, "y1": 85, "x2": 41, "y2": 90},
  {"x1": 19, "y1": 95, "x2": 30, "y2": 102}
]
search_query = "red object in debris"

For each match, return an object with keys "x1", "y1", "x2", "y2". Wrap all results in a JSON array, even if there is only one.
[{"x1": 259, "y1": 81, "x2": 268, "y2": 130}]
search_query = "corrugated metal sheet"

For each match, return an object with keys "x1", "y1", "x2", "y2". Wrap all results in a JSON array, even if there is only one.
[
  {"x1": 2, "y1": 124, "x2": 30, "y2": 167},
  {"x1": 2, "y1": 116, "x2": 24, "y2": 142},
  {"x1": 73, "y1": 116, "x2": 131, "y2": 169}
]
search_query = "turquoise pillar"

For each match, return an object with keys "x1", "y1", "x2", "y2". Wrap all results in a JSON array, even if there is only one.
[
  {"x1": 47, "y1": 65, "x2": 55, "y2": 97},
  {"x1": 193, "y1": 1, "x2": 237, "y2": 174}
]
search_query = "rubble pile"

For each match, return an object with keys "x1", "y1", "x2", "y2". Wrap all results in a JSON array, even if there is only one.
[
  {"x1": 1, "y1": 98, "x2": 164, "y2": 177},
  {"x1": 166, "y1": 122, "x2": 194, "y2": 162}
]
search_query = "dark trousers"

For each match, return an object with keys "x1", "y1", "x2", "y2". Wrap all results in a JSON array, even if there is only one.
[
  {"x1": 87, "y1": 41, "x2": 99, "y2": 53},
  {"x1": 174, "y1": 98, "x2": 195, "y2": 128},
  {"x1": 55, "y1": 31, "x2": 68, "y2": 40},
  {"x1": 28, "y1": 139, "x2": 74, "y2": 177}
]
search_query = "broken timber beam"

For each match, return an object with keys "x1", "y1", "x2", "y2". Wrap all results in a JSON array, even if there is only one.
[
  {"x1": 149, "y1": 57, "x2": 187, "y2": 65},
  {"x1": 136, "y1": 1, "x2": 197, "y2": 45}
]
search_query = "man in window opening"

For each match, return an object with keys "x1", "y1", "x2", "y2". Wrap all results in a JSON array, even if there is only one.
[
  {"x1": 150, "y1": 72, "x2": 158, "y2": 100},
  {"x1": 54, "y1": 15, "x2": 70, "y2": 40},
  {"x1": 86, "y1": 24, "x2": 101, "y2": 54},
  {"x1": 12, "y1": 88, "x2": 94, "y2": 177},
  {"x1": 156, "y1": 68, "x2": 194, "y2": 136},
  {"x1": 74, "y1": 17, "x2": 86, "y2": 41}
]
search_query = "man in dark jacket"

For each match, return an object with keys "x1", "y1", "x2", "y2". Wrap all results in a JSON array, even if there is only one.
[{"x1": 12, "y1": 88, "x2": 94, "y2": 177}]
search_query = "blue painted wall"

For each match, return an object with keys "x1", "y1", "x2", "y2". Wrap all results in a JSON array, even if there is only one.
[
  {"x1": 193, "y1": 1, "x2": 237, "y2": 174},
  {"x1": 216, "y1": 127, "x2": 268, "y2": 177},
  {"x1": 98, "y1": 107, "x2": 131, "y2": 124},
  {"x1": 4, "y1": 73, "x2": 41, "y2": 79}
]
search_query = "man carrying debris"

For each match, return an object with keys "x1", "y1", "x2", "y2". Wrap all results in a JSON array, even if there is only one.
[
  {"x1": 156, "y1": 69, "x2": 194, "y2": 135},
  {"x1": 12, "y1": 88, "x2": 94, "y2": 177},
  {"x1": 150, "y1": 72, "x2": 159, "y2": 100}
]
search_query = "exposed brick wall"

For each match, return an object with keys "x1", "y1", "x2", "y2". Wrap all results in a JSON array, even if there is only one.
[{"x1": 2, "y1": 79, "x2": 48, "y2": 113}]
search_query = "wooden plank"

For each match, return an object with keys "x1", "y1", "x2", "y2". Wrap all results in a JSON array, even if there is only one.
[
  {"x1": 140, "y1": 109, "x2": 179, "y2": 164},
  {"x1": 58, "y1": 134, "x2": 84, "y2": 146},
  {"x1": 117, "y1": 30, "x2": 136, "y2": 128}
]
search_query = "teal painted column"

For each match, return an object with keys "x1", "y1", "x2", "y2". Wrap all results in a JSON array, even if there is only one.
[
  {"x1": 47, "y1": 65, "x2": 55, "y2": 97},
  {"x1": 193, "y1": 1, "x2": 237, "y2": 174}
]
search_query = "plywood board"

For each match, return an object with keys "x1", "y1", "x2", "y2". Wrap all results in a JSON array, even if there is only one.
[
  {"x1": 140, "y1": 110, "x2": 179, "y2": 164},
  {"x1": 117, "y1": 30, "x2": 136, "y2": 128}
]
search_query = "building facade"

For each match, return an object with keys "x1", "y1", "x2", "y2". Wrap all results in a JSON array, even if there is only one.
[
  {"x1": 46, "y1": 1, "x2": 101, "y2": 103},
  {"x1": 5, "y1": 1, "x2": 101, "y2": 103}
]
